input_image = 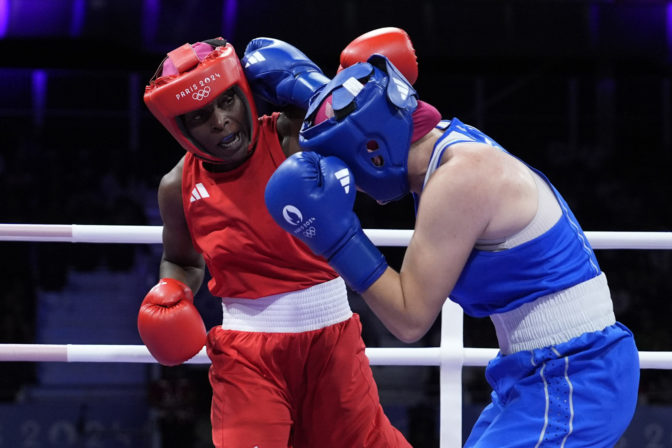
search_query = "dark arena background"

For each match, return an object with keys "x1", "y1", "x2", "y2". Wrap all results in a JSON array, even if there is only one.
[{"x1": 1, "y1": 0, "x2": 671, "y2": 446}]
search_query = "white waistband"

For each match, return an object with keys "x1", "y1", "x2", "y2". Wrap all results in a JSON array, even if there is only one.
[
  {"x1": 220, "y1": 277, "x2": 352, "y2": 333},
  {"x1": 490, "y1": 273, "x2": 616, "y2": 354}
]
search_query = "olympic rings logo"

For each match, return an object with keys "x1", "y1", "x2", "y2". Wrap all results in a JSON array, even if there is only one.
[
  {"x1": 303, "y1": 227, "x2": 316, "y2": 238},
  {"x1": 192, "y1": 86, "x2": 211, "y2": 101}
]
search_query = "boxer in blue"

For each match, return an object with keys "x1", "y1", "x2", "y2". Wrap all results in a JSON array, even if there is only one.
[{"x1": 261, "y1": 54, "x2": 640, "y2": 447}]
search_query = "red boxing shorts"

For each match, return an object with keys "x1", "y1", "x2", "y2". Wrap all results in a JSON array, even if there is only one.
[{"x1": 206, "y1": 314, "x2": 410, "y2": 447}]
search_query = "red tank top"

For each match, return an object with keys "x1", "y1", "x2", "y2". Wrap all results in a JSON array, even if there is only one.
[{"x1": 182, "y1": 113, "x2": 337, "y2": 298}]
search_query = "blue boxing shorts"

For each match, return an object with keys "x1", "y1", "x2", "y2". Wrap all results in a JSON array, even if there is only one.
[{"x1": 465, "y1": 323, "x2": 639, "y2": 447}]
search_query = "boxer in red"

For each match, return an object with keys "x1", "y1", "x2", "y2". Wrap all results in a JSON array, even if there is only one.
[{"x1": 139, "y1": 30, "x2": 417, "y2": 447}]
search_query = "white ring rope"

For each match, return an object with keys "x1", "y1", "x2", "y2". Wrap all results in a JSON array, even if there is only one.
[
  {"x1": 0, "y1": 344, "x2": 670, "y2": 368},
  {"x1": 1, "y1": 224, "x2": 672, "y2": 249}
]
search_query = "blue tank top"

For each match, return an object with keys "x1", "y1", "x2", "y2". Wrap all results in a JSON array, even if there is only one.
[{"x1": 424, "y1": 118, "x2": 601, "y2": 318}]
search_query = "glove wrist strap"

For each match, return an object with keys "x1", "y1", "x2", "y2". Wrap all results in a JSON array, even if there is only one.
[
  {"x1": 286, "y1": 71, "x2": 330, "y2": 109},
  {"x1": 328, "y1": 229, "x2": 387, "y2": 293}
]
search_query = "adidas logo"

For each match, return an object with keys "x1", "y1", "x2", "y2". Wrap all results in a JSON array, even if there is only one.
[
  {"x1": 343, "y1": 77, "x2": 364, "y2": 97},
  {"x1": 334, "y1": 168, "x2": 351, "y2": 194},
  {"x1": 243, "y1": 51, "x2": 266, "y2": 68},
  {"x1": 392, "y1": 77, "x2": 410, "y2": 100},
  {"x1": 190, "y1": 183, "x2": 210, "y2": 203}
]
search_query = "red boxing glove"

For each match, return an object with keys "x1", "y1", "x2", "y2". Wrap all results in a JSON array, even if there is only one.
[
  {"x1": 338, "y1": 27, "x2": 418, "y2": 85},
  {"x1": 138, "y1": 278, "x2": 206, "y2": 366}
]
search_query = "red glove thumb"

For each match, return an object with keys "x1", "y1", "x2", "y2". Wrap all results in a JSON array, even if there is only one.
[
  {"x1": 138, "y1": 278, "x2": 206, "y2": 366},
  {"x1": 338, "y1": 27, "x2": 418, "y2": 85}
]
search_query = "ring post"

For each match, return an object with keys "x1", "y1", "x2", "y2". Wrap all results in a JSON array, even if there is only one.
[{"x1": 440, "y1": 299, "x2": 464, "y2": 448}]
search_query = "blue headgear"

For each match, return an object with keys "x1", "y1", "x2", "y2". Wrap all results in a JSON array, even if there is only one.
[{"x1": 300, "y1": 54, "x2": 418, "y2": 203}]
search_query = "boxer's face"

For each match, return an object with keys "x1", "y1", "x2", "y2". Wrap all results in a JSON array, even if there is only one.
[{"x1": 183, "y1": 89, "x2": 251, "y2": 166}]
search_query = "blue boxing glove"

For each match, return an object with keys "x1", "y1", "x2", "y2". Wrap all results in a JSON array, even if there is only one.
[
  {"x1": 265, "y1": 152, "x2": 388, "y2": 293},
  {"x1": 242, "y1": 38, "x2": 330, "y2": 109}
]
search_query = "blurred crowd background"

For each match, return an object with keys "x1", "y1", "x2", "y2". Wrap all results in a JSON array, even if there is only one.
[{"x1": 1, "y1": 0, "x2": 671, "y2": 446}]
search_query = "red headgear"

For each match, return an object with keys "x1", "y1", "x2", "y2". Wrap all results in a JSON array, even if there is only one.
[{"x1": 144, "y1": 38, "x2": 259, "y2": 164}]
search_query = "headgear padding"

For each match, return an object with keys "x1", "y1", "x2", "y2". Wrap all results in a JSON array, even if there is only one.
[
  {"x1": 160, "y1": 42, "x2": 214, "y2": 77},
  {"x1": 313, "y1": 99, "x2": 439, "y2": 145},
  {"x1": 301, "y1": 54, "x2": 418, "y2": 203},
  {"x1": 144, "y1": 38, "x2": 259, "y2": 164}
]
